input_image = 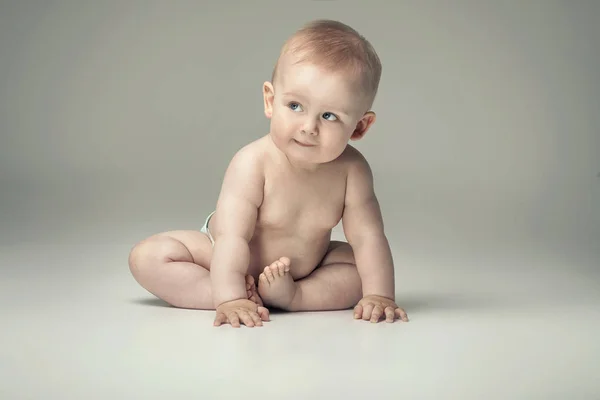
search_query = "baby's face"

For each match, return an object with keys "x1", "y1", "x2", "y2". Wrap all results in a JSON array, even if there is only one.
[{"x1": 264, "y1": 62, "x2": 374, "y2": 166}]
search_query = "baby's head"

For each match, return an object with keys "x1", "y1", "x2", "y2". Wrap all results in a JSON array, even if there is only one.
[
  {"x1": 263, "y1": 20, "x2": 382, "y2": 166},
  {"x1": 271, "y1": 20, "x2": 382, "y2": 111}
]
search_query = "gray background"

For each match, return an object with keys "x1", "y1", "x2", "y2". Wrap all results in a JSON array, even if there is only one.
[{"x1": 1, "y1": 1, "x2": 599, "y2": 399}]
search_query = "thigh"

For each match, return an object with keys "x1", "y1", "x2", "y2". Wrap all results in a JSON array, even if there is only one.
[
  {"x1": 318, "y1": 240, "x2": 356, "y2": 268},
  {"x1": 152, "y1": 230, "x2": 214, "y2": 269}
]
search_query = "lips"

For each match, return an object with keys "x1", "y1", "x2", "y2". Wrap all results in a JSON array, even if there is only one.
[{"x1": 294, "y1": 139, "x2": 316, "y2": 147}]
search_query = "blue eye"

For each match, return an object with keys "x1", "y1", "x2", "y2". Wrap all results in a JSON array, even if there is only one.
[
  {"x1": 322, "y1": 112, "x2": 337, "y2": 121},
  {"x1": 289, "y1": 102, "x2": 303, "y2": 112}
]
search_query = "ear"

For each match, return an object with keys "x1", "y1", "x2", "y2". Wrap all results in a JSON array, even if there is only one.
[
  {"x1": 263, "y1": 81, "x2": 275, "y2": 119},
  {"x1": 350, "y1": 111, "x2": 376, "y2": 141}
]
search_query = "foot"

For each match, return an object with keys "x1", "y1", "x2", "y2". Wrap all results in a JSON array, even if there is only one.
[
  {"x1": 258, "y1": 257, "x2": 296, "y2": 310},
  {"x1": 245, "y1": 275, "x2": 263, "y2": 307}
]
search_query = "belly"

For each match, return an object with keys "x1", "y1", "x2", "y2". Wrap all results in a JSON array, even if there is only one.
[{"x1": 246, "y1": 229, "x2": 332, "y2": 280}]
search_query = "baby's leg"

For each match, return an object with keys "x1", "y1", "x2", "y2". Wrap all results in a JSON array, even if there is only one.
[
  {"x1": 128, "y1": 230, "x2": 215, "y2": 309},
  {"x1": 128, "y1": 230, "x2": 262, "y2": 309},
  {"x1": 258, "y1": 241, "x2": 362, "y2": 311}
]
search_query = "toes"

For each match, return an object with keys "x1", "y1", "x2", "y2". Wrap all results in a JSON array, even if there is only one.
[
  {"x1": 278, "y1": 257, "x2": 291, "y2": 270},
  {"x1": 263, "y1": 266, "x2": 275, "y2": 282},
  {"x1": 275, "y1": 261, "x2": 286, "y2": 277},
  {"x1": 259, "y1": 273, "x2": 269, "y2": 287},
  {"x1": 272, "y1": 257, "x2": 290, "y2": 276},
  {"x1": 260, "y1": 258, "x2": 292, "y2": 283}
]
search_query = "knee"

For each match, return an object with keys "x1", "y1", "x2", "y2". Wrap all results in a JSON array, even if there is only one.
[
  {"x1": 337, "y1": 245, "x2": 355, "y2": 266},
  {"x1": 128, "y1": 235, "x2": 191, "y2": 277},
  {"x1": 322, "y1": 241, "x2": 356, "y2": 267},
  {"x1": 128, "y1": 239, "x2": 153, "y2": 279}
]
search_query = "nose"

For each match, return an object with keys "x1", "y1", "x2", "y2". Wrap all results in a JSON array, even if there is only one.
[{"x1": 301, "y1": 116, "x2": 319, "y2": 136}]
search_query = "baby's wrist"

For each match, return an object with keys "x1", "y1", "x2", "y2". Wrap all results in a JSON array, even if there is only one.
[
  {"x1": 213, "y1": 296, "x2": 247, "y2": 309},
  {"x1": 362, "y1": 292, "x2": 395, "y2": 300},
  {"x1": 211, "y1": 273, "x2": 248, "y2": 307},
  {"x1": 361, "y1": 284, "x2": 395, "y2": 300}
]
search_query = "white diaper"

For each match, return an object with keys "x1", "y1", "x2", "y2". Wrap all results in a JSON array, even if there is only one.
[{"x1": 200, "y1": 211, "x2": 215, "y2": 246}]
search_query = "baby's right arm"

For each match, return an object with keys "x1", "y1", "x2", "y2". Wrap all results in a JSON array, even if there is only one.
[{"x1": 209, "y1": 146, "x2": 264, "y2": 309}]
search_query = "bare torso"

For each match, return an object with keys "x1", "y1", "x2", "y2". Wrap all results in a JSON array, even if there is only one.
[{"x1": 209, "y1": 135, "x2": 352, "y2": 280}]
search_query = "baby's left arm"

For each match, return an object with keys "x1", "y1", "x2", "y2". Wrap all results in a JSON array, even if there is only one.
[
  {"x1": 342, "y1": 153, "x2": 408, "y2": 323},
  {"x1": 342, "y1": 153, "x2": 394, "y2": 298}
]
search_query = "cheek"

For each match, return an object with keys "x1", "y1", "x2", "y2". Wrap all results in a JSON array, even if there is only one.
[
  {"x1": 323, "y1": 126, "x2": 351, "y2": 145},
  {"x1": 272, "y1": 110, "x2": 296, "y2": 133}
]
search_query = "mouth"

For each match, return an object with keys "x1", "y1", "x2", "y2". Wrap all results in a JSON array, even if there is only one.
[{"x1": 293, "y1": 139, "x2": 317, "y2": 147}]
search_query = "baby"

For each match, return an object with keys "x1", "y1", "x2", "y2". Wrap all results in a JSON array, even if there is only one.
[{"x1": 128, "y1": 19, "x2": 409, "y2": 327}]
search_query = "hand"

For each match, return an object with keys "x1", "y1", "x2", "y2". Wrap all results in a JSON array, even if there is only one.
[
  {"x1": 354, "y1": 295, "x2": 409, "y2": 323},
  {"x1": 213, "y1": 299, "x2": 270, "y2": 328},
  {"x1": 245, "y1": 275, "x2": 263, "y2": 307}
]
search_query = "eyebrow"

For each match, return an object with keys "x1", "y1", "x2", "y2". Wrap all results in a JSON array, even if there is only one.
[{"x1": 282, "y1": 92, "x2": 351, "y2": 116}]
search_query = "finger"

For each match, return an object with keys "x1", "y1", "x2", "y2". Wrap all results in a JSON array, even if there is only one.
[
  {"x1": 370, "y1": 305, "x2": 383, "y2": 323},
  {"x1": 246, "y1": 275, "x2": 255, "y2": 288},
  {"x1": 257, "y1": 306, "x2": 270, "y2": 322},
  {"x1": 248, "y1": 293, "x2": 259, "y2": 304},
  {"x1": 362, "y1": 304, "x2": 374, "y2": 321},
  {"x1": 395, "y1": 308, "x2": 409, "y2": 322},
  {"x1": 384, "y1": 307, "x2": 395, "y2": 323},
  {"x1": 250, "y1": 312, "x2": 263, "y2": 327},
  {"x1": 253, "y1": 293, "x2": 264, "y2": 307},
  {"x1": 227, "y1": 312, "x2": 241, "y2": 328},
  {"x1": 238, "y1": 311, "x2": 255, "y2": 327},
  {"x1": 353, "y1": 304, "x2": 363, "y2": 319},
  {"x1": 214, "y1": 312, "x2": 227, "y2": 327}
]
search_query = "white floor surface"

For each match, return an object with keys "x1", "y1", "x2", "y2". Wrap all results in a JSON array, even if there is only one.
[{"x1": 2, "y1": 231, "x2": 599, "y2": 400}]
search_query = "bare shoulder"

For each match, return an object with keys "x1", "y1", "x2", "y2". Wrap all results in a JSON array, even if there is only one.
[
  {"x1": 219, "y1": 137, "x2": 270, "y2": 208},
  {"x1": 339, "y1": 145, "x2": 376, "y2": 204},
  {"x1": 339, "y1": 144, "x2": 374, "y2": 181},
  {"x1": 227, "y1": 137, "x2": 268, "y2": 171}
]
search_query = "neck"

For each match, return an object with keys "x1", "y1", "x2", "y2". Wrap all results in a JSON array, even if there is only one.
[{"x1": 285, "y1": 156, "x2": 322, "y2": 174}]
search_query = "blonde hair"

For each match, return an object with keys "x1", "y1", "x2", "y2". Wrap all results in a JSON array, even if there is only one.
[{"x1": 271, "y1": 19, "x2": 382, "y2": 109}]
